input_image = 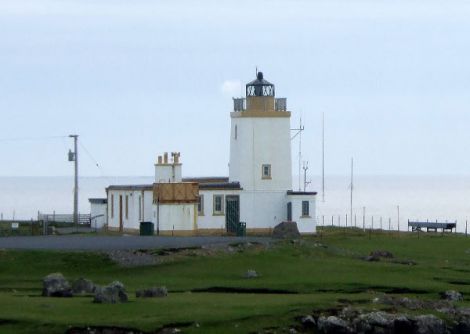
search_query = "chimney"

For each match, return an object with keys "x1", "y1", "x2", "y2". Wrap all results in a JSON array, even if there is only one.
[
  {"x1": 157, "y1": 156, "x2": 162, "y2": 164},
  {"x1": 163, "y1": 152, "x2": 168, "y2": 164}
]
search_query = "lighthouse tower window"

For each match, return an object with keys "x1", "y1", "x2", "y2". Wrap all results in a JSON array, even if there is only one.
[{"x1": 262, "y1": 164, "x2": 271, "y2": 179}]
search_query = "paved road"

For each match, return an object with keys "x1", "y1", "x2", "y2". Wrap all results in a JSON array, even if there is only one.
[{"x1": 0, "y1": 235, "x2": 271, "y2": 251}]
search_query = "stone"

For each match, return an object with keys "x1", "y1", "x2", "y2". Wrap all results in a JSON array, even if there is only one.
[
  {"x1": 272, "y1": 221, "x2": 301, "y2": 239},
  {"x1": 413, "y1": 315, "x2": 447, "y2": 334},
  {"x1": 136, "y1": 286, "x2": 168, "y2": 298},
  {"x1": 364, "y1": 255, "x2": 380, "y2": 262},
  {"x1": 317, "y1": 316, "x2": 353, "y2": 334},
  {"x1": 93, "y1": 281, "x2": 128, "y2": 304},
  {"x1": 42, "y1": 273, "x2": 73, "y2": 297},
  {"x1": 71, "y1": 278, "x2": 95, "y2": 294},
  {"x1": 244, "y1": 270, "x2": 259, "y2": 278},
  {"x1": 300, "y1": 315, "x2": 316, "y2": 328},
  {"x1": 440, "y1": 290, "x2": 463, "y2": 302},
  {"x1": 370, "y1": 250, "x2": 394, "y2": 258}
]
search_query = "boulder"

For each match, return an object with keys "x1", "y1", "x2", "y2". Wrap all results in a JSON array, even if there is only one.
[
  {"x1": 71, "y1": 278, "x2": 95, "y2": 294},
  {"x1": 42, "y1": 273, "x2": 73, "y2": 297},
  {"x1": 93, "y1": 281, "x2": 128, "y2": 304},
  {"x1": 370, "y1": 250, "x2": 394, "y2": 258},
  {"x1": 272, "y1": 221, "x2": 301, "y2": 239},
  {"x1": 364, "y1": 255, "x2": 380, "y2": 262},
  {"x1": 136, "y1": 286, "x2": 168, "y2": 298},
  {"x1": 413, "y1": 315, "x2": 446, "y2": 334},
  {"x1": 300, "y1": 315, "x2": 316, "y2": 328},
  {"x1": 440, "y1": 290, "x2": 463, "y2": 302},
  {"x1": 244, "y1": 270, "x2": 259, "y2": 279},
  {"x1": 317, "y1": 316, "x2": 353, "y2": 334}
]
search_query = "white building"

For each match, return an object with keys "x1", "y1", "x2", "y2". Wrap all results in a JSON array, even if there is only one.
[{"x1": 97, "y1": 72, "x2": 317, "y2": 235}]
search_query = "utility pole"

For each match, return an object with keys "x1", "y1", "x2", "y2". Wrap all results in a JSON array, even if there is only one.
[{"x1": 69, "y1": 135, "x2": 79, "y2": 230}]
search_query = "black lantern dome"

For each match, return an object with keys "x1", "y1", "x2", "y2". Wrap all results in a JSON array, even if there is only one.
[{"x1": 246, "y1": 72, "x2": 275, "y2": 97}]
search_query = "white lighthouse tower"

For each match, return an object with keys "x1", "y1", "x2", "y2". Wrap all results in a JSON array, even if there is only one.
[{"x1": 229, "y1": 72, "x2": 316, "y2": 233}]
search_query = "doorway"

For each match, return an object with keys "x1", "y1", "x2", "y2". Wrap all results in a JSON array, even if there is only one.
[{"x1": 225, "y1": 195, "x2": 240, "y2": 233}]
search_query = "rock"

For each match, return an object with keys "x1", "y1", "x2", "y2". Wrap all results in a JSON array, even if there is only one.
[
  {"x1": 272, "y1": 221, "x2": 301, "y2": 239},
  {"x1": 136, "y1": 286, "x2": 168, "y2": 298},
  {"x1": 413, "y1": 315, "x2": 447, "y2": 334},
  {"x1": 370, "y1": 250, "x2": 394, "y2": 258},
  {"x1": 42, "y1": 273, "x2": 73, "y2": 297},
  {"x1": 393, "y1": 315, "x2": 414, "y2": 334},
  {"x1": 71, "y1": 278, "x2": 95, "y2": 294},
  {"x1": 317, "y1": 316, "x2": 353, "y2": 334},
  {"x1": 440, "y1": 290, "x2": 463, "y2": 302},
  {"x1": 300, "y1": 315, "x2": 316, "y2": 328},
  {"x1": 93, "y1": 281, "x2": 128, "y2": 304},
  {"x1": 244, "y1": 270, "x2": 259, "y2": 278},
  {"x1": 364, "y1": 255, "x2": 380, "y2": 262}
]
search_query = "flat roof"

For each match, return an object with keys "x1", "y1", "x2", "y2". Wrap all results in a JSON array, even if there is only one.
[
  {"x1": 287, "y1": 190, "x2": 318, "y2": 196},
  {"x1": 89, "y1": 198, "x2": 107, "y2": 204},
  {"x1": 106, "y1": 184, "x2": 153, "y2": 191},
  {"x1": 199, "y1": 182, "x2": 242, "y2": 190},
  {"x1": 183, "y1": 176, "x2": 229, "y2": 184}
]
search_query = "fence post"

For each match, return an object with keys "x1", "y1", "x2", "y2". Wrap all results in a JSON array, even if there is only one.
[
  {"x1": 466, "y1": 220, "x2": 468, "y2": 237},
  {"x1": 346, "y1": 214, "x2": 348, "y2": 228}
]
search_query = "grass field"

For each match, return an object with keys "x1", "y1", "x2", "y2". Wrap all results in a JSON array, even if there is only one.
[{"x1": 1, "y1": 228, "x2": 470, "y2": 333}]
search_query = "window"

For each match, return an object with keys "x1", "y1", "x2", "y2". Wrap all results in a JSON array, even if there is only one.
[
  {"x1": 138, "y1": 195, "x2": 142, "y2": 221},
  {"x1": 198, "y1": 195, "x2": 204, "y2": 215},
  {"x1": 213, "y1": 195, "x2": 224, "y2": 215},
  {"x1": 111, "y1": 194, "x2": 114, "y2": 218},
  {"x1": 262, "y1": 164, "x2": 271, "y2": 179},
  {"x1": 125, "y1": 195, "x2": 129, "y2": 219},
  {"x1": 302, "y1": 201, "x2": 310, "y2": 217},
  {"x1": 234, "y1": 125, "x2": 238, "y2": 140}
]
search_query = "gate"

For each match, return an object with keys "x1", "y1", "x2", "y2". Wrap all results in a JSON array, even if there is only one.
[{"x1": 225, "y1": 195, "x2": 240, "y2": 233}]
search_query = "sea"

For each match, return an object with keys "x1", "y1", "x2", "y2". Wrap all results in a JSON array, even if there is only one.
[{"x1": 1, "y1": 175, "x2": 469, "y2": 232}]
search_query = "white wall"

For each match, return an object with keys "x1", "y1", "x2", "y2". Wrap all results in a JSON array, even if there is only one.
[
  {"x1": 107, "y1": 189, "x2": 153, "y2": 230},
  {"x1": 152, "y1": 203, "x2": 196, "y2": 231},
  {"x1": 240, "y1": 191, "x2": 287, "y2": 229},
  {"x1": 197, "y1": 189, "x2": 242, "y2": 230},
  {"x1": 90, "y1": 202, "x2": 107, "y2": 229},
  {"x1": 287, "y1": 194, "x2": 317, "y2": 233},
  {"x1": 229, "y1": 115, "x2": 292, "y2": 192}
]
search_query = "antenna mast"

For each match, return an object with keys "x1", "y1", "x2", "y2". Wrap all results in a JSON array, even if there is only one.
[
  {"x1": 290, "y1": 118, "x2": 305, "y2": 191},
  {"x1": 302, "y1": 161, "x2": 311, "y2": 191},
  {"x1": 350, "y1": 157, "x2": 353, "y2": 225},
  {"x1": 322, "y1": 112, "x2": 325, "y2": 202}
]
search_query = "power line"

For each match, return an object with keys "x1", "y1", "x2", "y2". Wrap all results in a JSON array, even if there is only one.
[{"x1": 0, "y1": 135, "x2": 67, "y2": 143}]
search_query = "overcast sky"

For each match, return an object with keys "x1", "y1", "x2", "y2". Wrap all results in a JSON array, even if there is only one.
[{"x1": 1, "y1": 0, "x2": 469, "y2": 178}]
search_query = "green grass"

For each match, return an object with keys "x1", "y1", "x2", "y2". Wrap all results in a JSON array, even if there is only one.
[{"x1": 1, "y1": 228, "x2": 470, "y2": 333}]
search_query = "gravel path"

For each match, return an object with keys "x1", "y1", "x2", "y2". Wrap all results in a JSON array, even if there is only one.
[{"x1": 0, "y1": 235, "x2": 271, "y2": 251}]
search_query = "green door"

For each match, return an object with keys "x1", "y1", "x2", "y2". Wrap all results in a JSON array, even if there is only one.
[{"x1": 225, "y1": 195, "x2": 240, "y2": 233}]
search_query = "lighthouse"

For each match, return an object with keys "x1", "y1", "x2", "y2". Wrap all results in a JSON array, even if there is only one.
[{"x1": 229, "y1": 72, "x2": 315, "y2": 232}]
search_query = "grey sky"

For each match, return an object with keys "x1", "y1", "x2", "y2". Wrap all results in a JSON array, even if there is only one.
[{"x1": 1, "y1": 0, "x2": 469, "y2": 178}]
